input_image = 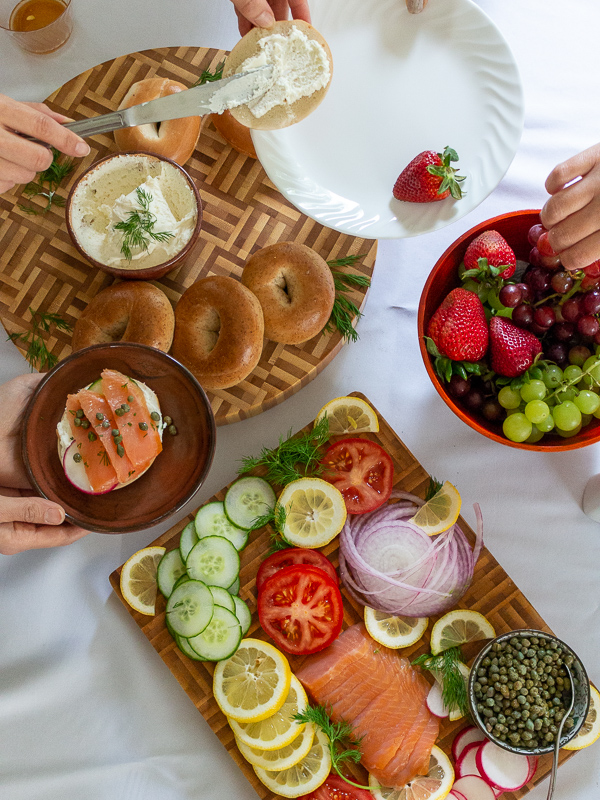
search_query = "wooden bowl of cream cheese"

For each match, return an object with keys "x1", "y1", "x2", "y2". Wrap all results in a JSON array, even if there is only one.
[{"x1": 66, "y1": 152, "x2": 202, "y2": 280}]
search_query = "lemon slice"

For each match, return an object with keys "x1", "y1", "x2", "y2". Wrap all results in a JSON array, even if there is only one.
[
  {"x1": 213, "y1": 638, "x2": 291, "y2": 723},
  {"x1": 277, "y1": 478, "x2": 347, "y2": 548},
  {"x1": 120, "y1": 546, "x2": 166, "y2": 615},
  {"x1": 229, "y1": 674, "x2": 309, "y2": 751},
  {"x1": 364, "y1": 607, "x2": 429, "y2": 649},
  {"x1": 430, "y1": 610, "x2": 495, "y2": 655},
  {"x1": 253, "y1": 728, "x2": 331, "y2": 798},
  {"x1": 236, "y1": 722, "x2": 315, "y2": 770},
  {"x1": 409, "y1": 481, "x2": 461, "y2": 536},
  {"x1": 563, "y1": 684, "x2": 600, "y2": 750},
  {"x1": 368, "y1": 745, "x2": 454, "y2": 800},
  {"x1": 315, "y1": 396, "x2": 379, "y2": 435}
]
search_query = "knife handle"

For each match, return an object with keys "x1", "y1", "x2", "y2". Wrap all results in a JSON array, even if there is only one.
[{"x1": 19, "y1": 110, "x2": 129, "y2": 146}]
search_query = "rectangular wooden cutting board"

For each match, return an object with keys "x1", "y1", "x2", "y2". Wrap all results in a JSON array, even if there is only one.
[{"x1": 109, "y1": 392, "x2": 576, "y2": 799}]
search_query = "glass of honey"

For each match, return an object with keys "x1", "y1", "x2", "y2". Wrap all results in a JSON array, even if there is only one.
[{"x1": 0, "y1": 0, "x2": 72, "y2": 54}]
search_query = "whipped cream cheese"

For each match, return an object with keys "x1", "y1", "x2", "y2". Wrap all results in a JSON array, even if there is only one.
[
  {"x1": 238, "y1": 26, "x2": 330, "y2": 118},
  {"x1": 69, "y1": 154, "x2": 197, "y2": 270},
  {"x1": 209, "y1": 68, "x2": 274, "y2": 114}
]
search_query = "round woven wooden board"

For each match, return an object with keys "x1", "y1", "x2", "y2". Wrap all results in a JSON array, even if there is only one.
[{"x1": 0, "y1": 47, "x2": 376, "y2": 425}]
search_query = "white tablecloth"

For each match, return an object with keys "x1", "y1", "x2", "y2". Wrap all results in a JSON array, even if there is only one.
[{"x1": 1, "y1": 2, "x2": 600, "y2": 799}]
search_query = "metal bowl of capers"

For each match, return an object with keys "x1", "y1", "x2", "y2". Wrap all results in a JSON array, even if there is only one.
[{"x1": 468, "y1": 628, "x2": 590, "y2": 755}]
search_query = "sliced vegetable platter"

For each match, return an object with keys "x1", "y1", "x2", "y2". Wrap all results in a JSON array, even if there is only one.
[{"x1": 109, "y1": 392, "x2": 577, "y2": 800}]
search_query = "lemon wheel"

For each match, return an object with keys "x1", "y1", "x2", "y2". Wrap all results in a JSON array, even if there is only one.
[
  {"x1": 253, "y1": 728, "x2": 331, "y2": 798},
  {"x1": 235, "y1": 721, "x2": 315, "y2": 770},
  {"x1": 120, "y1": 546, "x2": 166, "y2": 615},
  {"x1": 368, "y1": 745, "x2": 454, "y2": 800},
  {"x1": 430, "y1": 610, "x2": 495, "y2": 655},
  {"x1": 277, "y1": 478, "x2": 347, "y2": 548},
  {"x1": 563, "y1": 684, "x2": 600, "y2": 750},
  {"x1": 364, "y1": 607, "x2": 428, "y2": 649},
  {"x1": 409, "y1": 481, "x2": 461, "y2": 536},
  {"x1": 315, "y1": 396, "x2": 379, "y2": 435}
]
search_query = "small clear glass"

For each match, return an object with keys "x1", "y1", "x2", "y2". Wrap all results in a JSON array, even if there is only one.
[{"x1": 0, "y1": 0, "x2": 72, "y2": 54}]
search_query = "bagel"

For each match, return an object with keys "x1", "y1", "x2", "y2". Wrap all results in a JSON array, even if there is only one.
[
  {"x1": 210, "y1": 111, "x2": 257, "y2": 159},
  {"x1": 72, "y1": 281, "x2": 175, "y2": 352},
  {"x1": 242, "y1": 242, "x2": 335, "y2": 344},
  {"x1": 223, "y1": 20, "x2": 333, "y2": 130},
  {"x1": 172, "y1": 276, "x2": 264, "y2": 390},
  {"x1": 114, "y1": 78, "x2": 203, "y2": 165}
]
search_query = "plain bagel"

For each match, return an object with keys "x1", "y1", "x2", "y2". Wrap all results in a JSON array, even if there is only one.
[
  {"x1": 172, "y1": 276, "x2": 264, "y2": 390},
  {"x1": 71, "y1": 281, "x2": 175, "y2": 352},
  {"x1": 241, "y1": 242, "x2": 335, "y2": 344},
  {"x1": 114, "y1": 78, "x2": 202, "y2": 165}
]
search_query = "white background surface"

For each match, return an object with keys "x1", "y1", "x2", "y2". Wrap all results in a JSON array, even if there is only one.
[{"x1": 1, "y1": 2, "x2": 600, "y2": 799}]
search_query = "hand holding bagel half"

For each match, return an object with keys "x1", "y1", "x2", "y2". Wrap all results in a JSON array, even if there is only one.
[{"x1": 114, "y1": 78, "x2": 203, "y2": 166}]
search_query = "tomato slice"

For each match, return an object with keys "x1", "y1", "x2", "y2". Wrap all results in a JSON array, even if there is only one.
[
  {"x1": 322, "y1": 438, "x2": 394, "y2": 514},
  {"x1": 256, "y1": 548, "x2": 338, "y2": 593},
  {"x1": 258, "y1": 565, "x2": 344, "y2": 655},
  {"x1": 298, "y1": 774, "x2": 374, "y2": 800}
]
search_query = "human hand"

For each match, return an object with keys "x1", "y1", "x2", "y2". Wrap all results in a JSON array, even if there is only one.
[
  {"x1": 406, "y1": 0, "x2": 429, "y2": 13},
  {"x1": 0, "y1": 94, "x2": 90, "y2": 196},
  {"x1": 230, "y1": 0, "x2": 311, "y2": 36},
  {"x1": 540, "y1": 142, "x2": 600, "y2": 271}
]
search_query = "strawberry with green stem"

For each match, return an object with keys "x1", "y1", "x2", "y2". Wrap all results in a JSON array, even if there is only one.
[{"x1": 393, "y1": 146, "x2": 465, "y2": 203}]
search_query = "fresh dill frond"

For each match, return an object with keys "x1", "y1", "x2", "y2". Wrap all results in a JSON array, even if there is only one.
[
  {"x1": 18, "y1": 148, "x2": 74, "y2": 215},
  {"x1": 250, "y1": 502, "x2": 286, "y2": 533},
  {"x1": 324, "y1": 256, "x2": 370, "y2": 343},
  {"x1": 191, "y1": 60, "x2": 225, "y2": 87},
  {"x1": 293, "y1": 705, "x2": 370, "y2": 791},
  {"x1": 113, "y1": 187, "x2": 175, "y2": 261},
  {"x1": 239, "y1": 416, "x2": 330, "y2": 486},
  {"x1": 425, "y1": 476, "x2": 444, "y2": 501},
  {"x1": 7, "y1": 306, "x2": 72, "y2": 371},
  {"x1": 412, "y1": 647, "x2": 468, "y2": 717}
]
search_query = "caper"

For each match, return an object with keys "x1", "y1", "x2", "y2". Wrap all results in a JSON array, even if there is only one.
[
  {"x1": 102, "y1": 420, "x2": 110, "y2": 429},
  {"x1": 96, "y1": 412, "x2": 104, "y2": 421},
  {"x1": 150, "y1": 411, "x2": 160, "y2": 421},
  {"x1": 88, "y1": 432, "x2": 96, "y2": 442},
  {"x1": 168, "y1": 424, "x2": 177, "y2": 436},
  {"x1": 76, "y1": 409, "x2": 84, "y2": 418},
  {"x1": 139, "y1": 422, "x2": 148, "y2": 431},
  {"x1": 127, "y1": 395, "x2": 134, "y2": 403},
  {"x1": 163, "y1": 415, "x2": 173, "y2": 426},
  {"x1": 115, "y1": 408, "x2": 125, "y2": 417},
  {"x1": 73, "y1": 452, "x2": 82, "y2": 463},
  {"x1": 114, "y1": 435, "x2": 123, "y2": 445},
  {"x1": 120, "y1": 403, "x2": 130, "y2": 413},
  {"x1": 74, "y1": 418, "x2": 81, "y2": 427},
  {"x1": 117, "y1": 444, "x2": 125, "y2": 457},
  {"x1": 81, "y1": 419, "x2": 90, "y2": 429}
]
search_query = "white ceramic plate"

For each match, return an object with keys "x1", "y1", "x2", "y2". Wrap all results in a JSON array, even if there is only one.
[{"x1": 251, "y1": 0, "x2": 524, "y2": 239}]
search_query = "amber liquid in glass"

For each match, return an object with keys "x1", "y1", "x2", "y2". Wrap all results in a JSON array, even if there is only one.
[{"x1": 10, "y1": 0, "x2": 65, "y2": 31}]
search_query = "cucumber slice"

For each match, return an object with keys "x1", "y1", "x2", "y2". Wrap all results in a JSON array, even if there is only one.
[
  {"x1": 208, "y1": 585, "x2": 236, "y2": 612},
  {"x1": 166, "y1": 579, "x2": 214, "y2": 637},
  {"x1": 176, "y1": 633, "x2": 208, "y2": 661},
  {"x1": 224, "y1": 476, "x2": 276, "y2": 530},
  {"x1": 180, "y1": 521, "x2": 198, "y2": 561},
  {"x1": 188, "y1": 605, "x2": 242, "y2": 661},
  {"x1": 186, "y1": 535, "x2": 240, "y2": 589},
  {"x1": 87, "y1": 378, "x2": 103, "y2": 393},
  {"x1": 233, "y1": 595, "x2": 252, "y2": 636},
  {"x1": 195, "y1": 501, "x2": 248, "y2": 550},
  {"x1": 172, "y1": 574, "x2": 190, "y2": 591},
  {"x1": 157, "y1": 549, "x2": 186, "y2": 598},
  {"x1": 228, "y1": 577, "x2": 240, "y2": 595}
]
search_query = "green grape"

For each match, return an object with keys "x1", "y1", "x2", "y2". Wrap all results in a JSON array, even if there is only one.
[
  {"x1": 582, "y1": 413, "x2": 593, "y2": 426},
  {"x1": 563, "y1": 364, "x2": 583, "y2": 383},
  {"x1": 520, "y1": 380, "x2": 547, "y2": 403},
  {"x1": 503, "y1": 412, "x2": 533, "y2": 443},
  {"x1": 574, "y1": 390, "x2": 600, "y2": 415},
  {"x1": 556, "y1": 386, "x2": 577, "y2": 402},
  {"x1": 552, "y1": 400, "x2": 582, "y2": 431},
  {"x1": 525, "y1": 426, "x2": 545, "y2": 444},
  {"x1": 498, "y1": 386, "x2": 521, "y2": 410},
  {"x1": 536, "y1": 414, "x2": 555, "y2": 433},
  {"x1": 524, "y1": 400, "x2": 550, "y2": 424},
  {"x1": 583, "y1": 356, "x2": 600, "y2": 385},
  {"x1": 594, "y1": 405, "x2": 600, "y2": 419},
  {"x1": 543, "y1": 364, "x2": 563, "y2": 388},
  {"x1": 556, "y1": 423, "x2": 582, "y2": 438}
]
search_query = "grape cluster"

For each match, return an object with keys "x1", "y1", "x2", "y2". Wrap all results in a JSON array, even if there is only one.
[{"x1": 448, "y1": 221, "x2": 600, "y2": 444}]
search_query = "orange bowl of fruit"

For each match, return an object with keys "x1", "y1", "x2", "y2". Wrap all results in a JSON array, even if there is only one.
[{"x1": 418, "y1": 210, "x2": 600, "y2": 451}]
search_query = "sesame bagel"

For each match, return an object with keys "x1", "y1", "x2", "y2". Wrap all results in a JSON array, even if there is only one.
[
  {"x1": 242, "y1": 242, "x2": 335, "y2": 344},
  {"x1": 71, "y1": 281, "x2": 175, "y2": 352},
  {"x1": 172, "y1": 276, "x2": 264, "y2": 390},
  {"x1": 114, "y1": 78, "x2": 203, "y2": 165}
]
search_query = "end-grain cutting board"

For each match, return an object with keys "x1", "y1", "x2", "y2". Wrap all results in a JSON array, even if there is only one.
[
  {"x1": 109, "y1": 392, "x2": 579, "y2": 800},
  {"x1": 0, "y1": 47, "x2": 376, "y2": 425}
]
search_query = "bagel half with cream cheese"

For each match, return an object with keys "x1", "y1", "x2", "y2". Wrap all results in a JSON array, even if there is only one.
[
  {"x1": 223, "y1": 20, "x2": 333, "y2": 130},
  {"x1": 172, "y1": 276, "x2": 264, "y2": 390},
  {"x1": 114, "y1": 78, "x2": 203, "y2": 165},
  {"x1": 242, "y1": 242, "x2": 335, "y2": 344}
]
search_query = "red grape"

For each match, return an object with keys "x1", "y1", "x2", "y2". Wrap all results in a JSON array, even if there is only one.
[
  {"x1": 569, "y1": 345, "x2": 592, "y2": 366},
  {"x1": 545, "y1": 342, "x2": 568, "y2": 365},
  {"x1": 553, "y1": 321, "x2": 575, "y2": 342},
  {"x1": 539, "y1": 253, "x2": 562, "y2": 270},
  {"x1": 448, "y1": 375, "x2": 471, "y2": 399},
  {"x1": 527, "y1": 224, "x2": 545, "y2": 246},
  {"x1": 529, "y1": 247, "x2": 542, "y2": 267},
  {"x1": 577, "y1": 315, "x2": 600, "y2": 337},
  {"x1": 583, "y1": 259, "x2": 600, "y2": 278},
  {"x1": 533, "y1": 305, "x2": 556, "y2": 329},
  {"x1": 512, "y1": 304, "x2": 534, "y2": 328},
  {"x1": 499, "y1": 284, "x2": 523, "y2": 308},
  {"x1": 562, "y1": 297, "x2": 583, "y2": 322},
  {"x1": 525, "y1": 266, "x2": 551, "y2": 294},
  {"x1": 551, "y1": 271, "x2": 574, "y2": 294},
  {"x1": 464, "y1": 389, "x2": 484, "y2": 412},
  {"x1": 584, "y1": 290, "x2": 600, "y2": 314},
  {"x1": 537, "y1": 231, "x2": 557, "y2": 257},
  {"x1": 516, "y1": 283, "x2": 532, "y2": 302}
]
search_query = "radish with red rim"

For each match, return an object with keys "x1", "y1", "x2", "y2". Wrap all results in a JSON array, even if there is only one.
[
  {"x1": 452, "y1": 725, "x2": 487, "y2": 762},
  {"x1": 456, "y1": 741, "x2": 484, "y2": 779},
  {"x1": 426, "y1": 680, "x2": 450, "y2": 718},
  {"x1": 476, "y1": 739, "x2": 535, "y2": 792},
  {"x1": 63, "y1": 441, "x2": 117, "y2": 495},
  {"x1": 448, "y1": 792, "x2": 469, "y2": 800},
  {"x1": 451, "y1": 775, "x2": 497, "y2": 800}
]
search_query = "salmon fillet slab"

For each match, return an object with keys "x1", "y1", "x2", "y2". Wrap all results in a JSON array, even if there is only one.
[{"x1": 296, "y1": 624, "x2": 439, "y2": 789}]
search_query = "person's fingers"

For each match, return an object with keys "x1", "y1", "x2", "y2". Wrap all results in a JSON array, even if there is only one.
[
  {"x1": 22, "y1": 102, "x2": 73, "y2": 125},
  {"x1": 0, "y1": 180, "x2": 15, "y2": 194},
  {"x1": 271, "y1": 0, "x2": 290, "y2": 21},
  {"x1": 406, "y1": 0, "x2": 429, "y2": 12},
  {"x1": 551, "y1": 229, "x2": 600, "y2": 272},
  {"x1": 236, "y1": 9, "x2": 253, "y2": 36},
  {"x1": 0, "y1": 521, "x2": 89, "y2": 555},
  {"x1": 545, "y1": 143, "x2": 600, "y2": 195},
  {"x1": 545, "y1": 198, "x2": 600, "y2": 255},
  {"x1": 233, "y1": 0, "x2": 275, "y2": 29},
  {"x1": 288, "y1": 0, "x2": 311, "y2": 22},
  {"x1": 0, "y1": 494, "x2": 66, "y2": 526},
  {"x1": 0, "y1": 153, "x2": 38, "y2": 186}
]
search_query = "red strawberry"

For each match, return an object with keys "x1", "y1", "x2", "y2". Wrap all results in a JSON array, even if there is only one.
[
  {"x1": 464, "y1": 230, "x2": 516, "y2": 279},
  {"x1": 393, "y1": 146, "x2": 465, "y2": 203},
  {"x1": 489, "y1": 316, "x2": 542, "y2": 377},
  {"x1": 428, "y1": 288, "x2": 488, "y2": 361}
]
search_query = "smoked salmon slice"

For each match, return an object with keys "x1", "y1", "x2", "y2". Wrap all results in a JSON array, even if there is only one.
[
  {"x1": 64, "y1": 394, "x2": 118, "y2": 493},
  {"x1": 77, "y1": 390, "x2": 137, "y2": 484},
  {"x1": 296, "y1": 624, "x2": 439, "y2": 789}
]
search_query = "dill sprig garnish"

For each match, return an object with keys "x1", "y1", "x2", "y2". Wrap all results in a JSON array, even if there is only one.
[
  {"x1": 324, "y1": 255, "x2": 370, "y2": 342},
  {"x1": 191, "y1": 60, "x2": 225, "y2": 87},
  {"x1": 18, "y1": 147, "x2": 74, "y2": 216},
  {"x1": 7, "y1": 306, "x2": 72, "y2": 371},
  {"x1": 413, "y1": 647, "x2": 469, "y2": 717},
  {"x1": 239, "y1": 416, "x2": 330, "y2": 486},
  {"x1": 249, "y1": 505, "x2": 292, "y2": 555},
  {"x1": 293, "y1": 705, "x2": 371, "y2": 791},
  {"x1": 425, "y1": 476, "x2": 444, "y2": 501},
  {"x1": 113, "y1": 187, "x2": 175, "y2": 261}
]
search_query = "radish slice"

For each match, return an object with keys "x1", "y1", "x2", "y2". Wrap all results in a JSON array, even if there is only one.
[
  {"x1": 63, "y1": 441, "x2": 116, "y2": 495},
  {"x1": 427, "y1": 681, "x2": 450, "y2": 717},
  {"x1": 457, "y1": 741, "x2": 483, "y2": 778},
  {"x1": 476, "y1": 740, "x2": 532, "y2": 791},
  {"x1": 452, "y1": 726, "x2": 487, "y2": 762},
  {"x1": 449, "y1": 792, "x2": 469, "y2": 800},
  {"x1": 452, "y1": 775, "x2": 497, "y2": 800},
  {"x1": 526, "y1": 755, "x2": 538, "y2": 782}
]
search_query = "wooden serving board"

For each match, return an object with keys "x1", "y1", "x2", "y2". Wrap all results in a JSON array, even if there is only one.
[
  {"x1": 109, "y1": 392, "x2": 577, "y2": 800},
  {"x1": 0, "y1": 47, "x2": 376, "y2": 425}
]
